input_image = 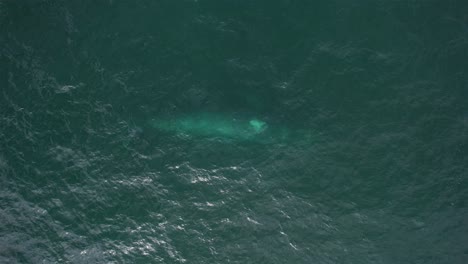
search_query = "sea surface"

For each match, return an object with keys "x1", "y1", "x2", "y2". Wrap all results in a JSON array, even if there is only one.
[{"x1": 1, "y1": 1, "x2": 468, "y2": 263}]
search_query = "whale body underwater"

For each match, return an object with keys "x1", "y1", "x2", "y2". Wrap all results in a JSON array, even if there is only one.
[{"x1": 147, "y1": 113, "x2": 300, "y2": 143}]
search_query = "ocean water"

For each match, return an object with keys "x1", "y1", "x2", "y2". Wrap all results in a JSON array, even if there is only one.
[{"x1": 1, "y1": 0, "x2": 468, "y2": 263}]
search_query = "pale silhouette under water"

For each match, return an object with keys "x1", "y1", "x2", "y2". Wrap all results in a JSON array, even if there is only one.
[{"x1": 148, "y1": 112, "x2": 306, "y2": 143}]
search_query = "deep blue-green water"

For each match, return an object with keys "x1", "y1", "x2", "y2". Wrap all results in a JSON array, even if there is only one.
[{"x1": 1, "y1": 1, "x2": 468, "y2": 263}]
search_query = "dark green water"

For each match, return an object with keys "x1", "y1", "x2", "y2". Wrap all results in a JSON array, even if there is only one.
[{"x1": 1, "y1": 0, "x2": 468, "y2": 263}]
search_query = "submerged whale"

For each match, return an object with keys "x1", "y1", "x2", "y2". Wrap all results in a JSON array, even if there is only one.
[{"x1": 148, "y1": 112, "x2": 294, "y2": 142}]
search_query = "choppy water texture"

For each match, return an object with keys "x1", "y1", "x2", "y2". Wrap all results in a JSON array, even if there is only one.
[{"x1": 1, "y1": 1, "x2": 468, "y2": 263}]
